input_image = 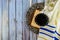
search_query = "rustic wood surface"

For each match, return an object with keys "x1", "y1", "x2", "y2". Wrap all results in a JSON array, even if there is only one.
[{"x1": 0, "y1": 0, "x2": 44, "y2": 40}]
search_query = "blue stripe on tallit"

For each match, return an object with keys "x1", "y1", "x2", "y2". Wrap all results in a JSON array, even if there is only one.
[
  {"x1": 54, "y1": 31, "x2": 60, "y2": 40},
  {"x1": 40, "y1": 28, "x2": 55, "y2": 33},
  {"x1": 39, "y1": 25, "x2": 60, "y2": 40},
  {"x1": 55, "y1": 31, "x2": 60, "y2": 36},
  {"x1": 47, "y1": 25, "x2": 56, "y2": 28},
  {"x1": 39, "y1": 32, "x2": 54, "y2": 38},
  {"x1": 54, "y1": 37, "x2": 59, "y2": 40}
]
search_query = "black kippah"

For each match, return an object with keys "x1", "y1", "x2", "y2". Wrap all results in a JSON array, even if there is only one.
[{"x1": 35, "y1": 13, "x2": 49, "y2": 26}]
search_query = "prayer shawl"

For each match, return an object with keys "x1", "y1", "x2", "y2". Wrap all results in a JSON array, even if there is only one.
[{"x1": 37, "y1": 0, "x2": 60, "y2": 40}]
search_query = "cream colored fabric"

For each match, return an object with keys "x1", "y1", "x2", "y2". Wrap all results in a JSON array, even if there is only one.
[
  {"x1": 49, "y1": 0, "x2": 60, "y2": 34},
  {"x1": 37, "y1": 0, "x2": 60, "y2": 40}
]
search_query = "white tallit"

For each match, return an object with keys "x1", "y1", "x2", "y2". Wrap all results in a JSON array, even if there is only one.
[{"x1": 37, "y1": 0, "x2": 60, "y2": 40}]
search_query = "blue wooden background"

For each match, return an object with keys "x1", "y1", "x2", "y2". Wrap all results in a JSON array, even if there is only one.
[{"x1": 0, "y1": 0, "x2": 44, "y2": 40}]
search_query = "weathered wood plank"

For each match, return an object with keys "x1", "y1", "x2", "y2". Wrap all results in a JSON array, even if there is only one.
[
  {"x1": 2, "y1": 0, "x2": 9, "y2": 40},
  {"x1": 0, "y1": 0, "x2": 2, "y2": 40},
  {"x1": 9, "y1": 0, "x2": 16, "y2": 40},
  {"x1": 16, "y1": 0, "x2": 23, "y2": 40},
  {"x1": 22, "y1": 0, "x2": 30, "y2": 40},
  {"x1": 37, "y1": 0, "x2": 44, "y2": 3},
  {"x1": 30, "y1": 0, "x2": 32, "y2": 6},
  {"x1": 32, "y1": 0, "x2": 37, "y2": 4}
]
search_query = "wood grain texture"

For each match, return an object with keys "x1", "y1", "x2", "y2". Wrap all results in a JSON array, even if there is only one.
[
  {"x1": 1, "y1": 0, "x2": 9, "y2": 40},
  {"x1": 22, "y1": 0, "x2": 30, "y2": 40},
  {"x1": 9, "y1": 0, "x2": 16, "y2": 40},
  {"x1": 0, "y1": 0, "x2": 44, "y2": 40},
  {"x1": 16, "y1": 0, "x2": 23, "y2": 40},
  {"x1": 0, "y1": 0, "x2": 2, "y2": 40}
]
